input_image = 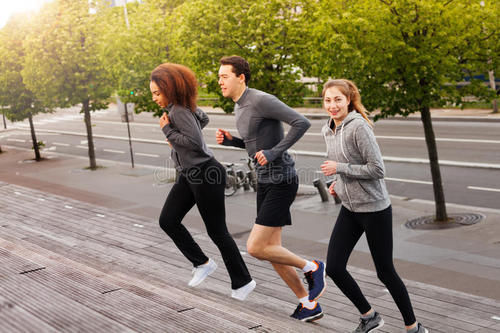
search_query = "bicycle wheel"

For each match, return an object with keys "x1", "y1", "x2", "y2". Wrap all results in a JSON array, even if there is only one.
[
  {"x1": 248, "y1": 171, "x2": 258, "y2": 192},
  {"x1": 224, "y1": 174, "x2": 238, "y2": 196}
]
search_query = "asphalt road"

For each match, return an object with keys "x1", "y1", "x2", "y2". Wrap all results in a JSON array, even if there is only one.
[{"x1": 1, "y1": 107, "x2": 499, "y2": 209}]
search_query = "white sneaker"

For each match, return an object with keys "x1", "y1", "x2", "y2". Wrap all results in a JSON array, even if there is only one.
[
  {"x1": 231, "y1": 279, "x2": 256, "y2": 301},
  {"x1": 188, "y1": 258, "x2": 217, "y2": 287}
]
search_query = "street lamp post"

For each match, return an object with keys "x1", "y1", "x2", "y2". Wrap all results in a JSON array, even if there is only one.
[{"x1": 119, "y1": 0, "x2": 135, "y2": 168}]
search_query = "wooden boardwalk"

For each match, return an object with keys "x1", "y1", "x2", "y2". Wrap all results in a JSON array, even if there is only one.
[{"x1": 0, "y1": 181, "x2": 499, "y2": 332}]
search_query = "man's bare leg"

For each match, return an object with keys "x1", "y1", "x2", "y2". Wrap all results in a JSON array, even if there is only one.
[{"x1": 247, "y1": 224, "x2": 308, "y2": 298}]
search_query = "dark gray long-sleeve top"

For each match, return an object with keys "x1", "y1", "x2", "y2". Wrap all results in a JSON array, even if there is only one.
[
  {"x1": 222, "y1": 88, "x2": 311, "y2": 183},
  {"x1": 161, "y1": 104, "x2": 213, "y2": 172}
]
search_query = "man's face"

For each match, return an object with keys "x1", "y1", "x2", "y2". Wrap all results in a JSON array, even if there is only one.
[{"x1": 218, "y1": 64, "x2": 244, "y2": 100}]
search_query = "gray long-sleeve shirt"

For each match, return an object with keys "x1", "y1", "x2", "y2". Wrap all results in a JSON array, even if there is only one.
[
  {"x1": 162, "y1": 104, "x2": 213, "y2": 172},
  {"x1": 223, "y1": 88, "x2": 311, "y2": 183}
]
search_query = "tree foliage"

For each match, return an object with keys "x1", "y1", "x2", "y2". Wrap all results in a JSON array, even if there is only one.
[
  {"x1": 303, "y1": 0, "x2": 497, "y2": 116},
  {"x1": 22, "y1": 0, "x2": 112, "y2": 111},
  {"x1": 94, "y1": 0, "x2": 177, "y2": 116},
  {"x1": 170, "y1": 0, "x2": 309, "y2": 112}
]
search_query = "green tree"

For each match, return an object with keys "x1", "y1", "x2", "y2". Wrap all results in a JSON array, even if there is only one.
[
  {"x1": 22, "y1": 0, "x2": 113, "y2": 169},
  {"x1": 170, "y1": 0, "x2": 308, "y2": 112},
  {"x1": 465, "y1": 0, "x2": 500, "y2": 113},
  {"x1": 304, "y1": 0, "x2": 496, "y2": 222},
  {"x1": 95, "y1": 0, "x2": 180, "y2": 117},
  {"x1": 0, "y1": 14, "x2": 53, "y2": 161}
]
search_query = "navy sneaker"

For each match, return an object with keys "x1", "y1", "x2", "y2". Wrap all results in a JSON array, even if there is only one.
[
  {"x1": 353, "y1": 312, "x2": 384, "y2": 333},
  {"x1": 304, "y1": 260, "x2": 326, "y2": 301},
  {"x1": 290, "y1": 302, "x2": 323, "y2": 322}
]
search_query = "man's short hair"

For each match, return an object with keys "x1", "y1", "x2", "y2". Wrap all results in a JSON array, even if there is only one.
[{"x1": 220, "y1": 56, "x2": 251, "y2": 84}]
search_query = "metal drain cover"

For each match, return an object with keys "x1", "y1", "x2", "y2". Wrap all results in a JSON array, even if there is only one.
[{"x1": 405, "y1": 213, "x2": 485, "y2": 230}]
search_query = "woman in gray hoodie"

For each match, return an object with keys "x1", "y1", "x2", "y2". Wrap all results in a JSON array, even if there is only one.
[{"x1": 320, "y1": 79, "x2": 428, "y2": 333}]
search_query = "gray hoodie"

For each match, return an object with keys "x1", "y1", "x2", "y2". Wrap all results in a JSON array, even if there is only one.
[
  {"x1": 162, "y1": 104, "x2": 213, "y2": 172},
  {"x1": 322, "y1": 111, "x2": 390, "y2": 212}
]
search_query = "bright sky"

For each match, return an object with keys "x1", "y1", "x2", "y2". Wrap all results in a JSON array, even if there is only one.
[{"x1": 0, "y1": 0, "x2": 52, "y2": 29}]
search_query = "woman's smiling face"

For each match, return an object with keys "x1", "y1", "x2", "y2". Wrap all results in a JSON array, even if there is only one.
[{"x1": 323, "y1": 86, "x2": 350, "y2": 124}]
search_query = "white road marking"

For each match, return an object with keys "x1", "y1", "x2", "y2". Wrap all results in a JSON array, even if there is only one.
[
  {"x1": 377, "y1": 135, "x2": 500, "y2": 144},
  {"x1": 491, "y1": 316, "x2": 500, "y2": 321},
  {"x1": 135, "y1": 152, "x2": 160, "y2": 158},
  {"x1": 7, "y1": 138, "x2": 25, "y2": 143},
  {"x1": 385, "y1": 177, "x2": 432, "y2": 185},
  {"x1": 103, "y1": 149, "x2": 125, "y2": 154},
  {"x1": 53, "y1": 142, "x2": 70, "y2": 147},
  {"x1": 467, "y1": 186, "x2": 500, "y2": 193},
  {"x1": 206, "y1": 127, "x2": 500, "y2": 143},
  {"x1": 76, "y1": 145, "x2": 88, "y2": 149},
  {"x1": 64, "y1": 205, "x2": 73, "y2": 209},
  {"x1": 80, "y1": 140, "x2": 87, "y2": 144},
  {"x1": 96, "y1": 214, "x2": 106, "y2": 217}
]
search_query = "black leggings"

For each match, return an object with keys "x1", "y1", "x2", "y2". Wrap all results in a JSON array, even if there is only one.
[
  {"x1": 159, "y1": 159, "x2": 252, "y2": 289},
  {"x1": 326, "y1": 205, "x2": 416, "y2": 326}
]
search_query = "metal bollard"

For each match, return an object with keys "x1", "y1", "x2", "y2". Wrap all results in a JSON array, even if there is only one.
[{"x1": 313, "y1": 178, "x2": 329, "y2": 202}]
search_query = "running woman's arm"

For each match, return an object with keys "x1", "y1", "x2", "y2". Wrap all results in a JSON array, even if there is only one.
[
  {"x1": 194, "y1": 108, "x2": 209, "y2": 129},
  {"x1": 257, "y1": 95, "x2": 311, "y2": 162},
  {"x1": 162, "y1": 110, "x2": 205, "y2": 150},
  {"x1": 336, "y1": 123, "x2": 385, "y2": 179}
]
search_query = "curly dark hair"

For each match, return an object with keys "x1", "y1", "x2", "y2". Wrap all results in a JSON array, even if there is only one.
[{"x1": 150, "y1": 63, "x2": 198, "y2": 112}]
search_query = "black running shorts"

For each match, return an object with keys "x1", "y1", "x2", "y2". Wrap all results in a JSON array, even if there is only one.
[{"x1": 255, "y1": 176, "x2": 299, "y2": 227}]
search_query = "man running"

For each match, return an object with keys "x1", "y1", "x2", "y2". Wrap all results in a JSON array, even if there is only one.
[{"x1": 216, "y1": 56, "x2": 326, "y2": 322}]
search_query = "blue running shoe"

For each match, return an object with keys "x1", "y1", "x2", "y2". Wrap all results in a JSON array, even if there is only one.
[
  {"x1": 304, "y1": 260, "x2": 326, "y2": 301},
  {"x1": 290, "y1": 302, "x2": 323, "y2": 322}
]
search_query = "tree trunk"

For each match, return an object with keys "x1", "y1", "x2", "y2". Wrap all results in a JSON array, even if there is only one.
[
  {"x1": 488, "y1": 69, "x2": 498, "y2": 114},
  {"x1": 420, "y1": 106, "x2": 448, "y2": 222},
  {"x1": 83, "y1": 100, "x2": 97, "y2": 170},
  {"x1": 2, "y1": 111, "x2": 6, "y2": 129},
  {"x1": 28, "y1": 113, "x2": 41, "y2": 161}
]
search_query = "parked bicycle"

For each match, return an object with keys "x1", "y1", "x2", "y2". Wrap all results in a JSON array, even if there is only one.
[{"x1": 224, "y1": 157, "x2": 257, "y2": 197}]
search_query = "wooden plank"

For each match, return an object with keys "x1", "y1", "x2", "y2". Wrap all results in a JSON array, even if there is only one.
[
  {"x1": 0, "y1": 234, "x2": 325, "y2": 333},
  {"x1": 26, "y1": 268, "x2": 248, "y2": 333},
  {"x1": 0, "y1": 294, "x2": 59, "y2": 333},
  {"x1": 0, "y1": 247, "x2": 44, "y2": 275},
  {"x1": 0, "y1": 275, "x2": 134, "y2": 332}
]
